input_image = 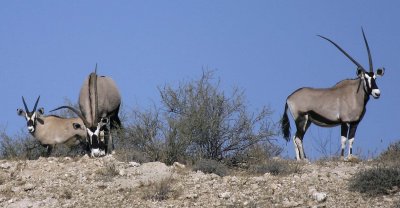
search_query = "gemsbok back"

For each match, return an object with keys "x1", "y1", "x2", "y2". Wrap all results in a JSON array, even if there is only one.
[
  {"x1": 281, "y1": 29, "x2": 385, "y2": 160},
  {"x1": 17, "y1": 96, "x2": 86, "y2": 156},
  {"x1": 51, "y1": 66, "x2": 122, "y2": 157}
]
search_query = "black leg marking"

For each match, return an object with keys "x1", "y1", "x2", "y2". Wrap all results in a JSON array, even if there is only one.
[{"x1": 340, "y1": 124, "x2": 349, "y2": 157}]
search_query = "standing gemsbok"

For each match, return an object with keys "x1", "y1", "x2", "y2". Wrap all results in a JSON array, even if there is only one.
[
  {"x1": 51, "y1": 66, "x2": 122, "y2": 157},
  {"x1": 281, "y1": 29, "x2": 385, "y2": 160},
  {"x1": 17, "y1": 96, "x2": 87, "y2": 156}
]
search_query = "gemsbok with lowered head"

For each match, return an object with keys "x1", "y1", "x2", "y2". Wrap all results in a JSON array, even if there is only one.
[
  {"x1": 281, "y1": 29, "x2": 385, "y2": 160},
  {"x1": 17, "y1": 96, "x2": 87, "y2": 156},
  {"x1": 51, "y1": 66, "x2": 122, "y2": 157}
]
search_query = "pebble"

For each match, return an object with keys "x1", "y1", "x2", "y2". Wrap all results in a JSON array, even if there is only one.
[
  {"x1": 218, "y1": 192, "x2": 231, "y2": 199},
  {"x1": 129, "y1": 162, "x2": 140, "y2": 167}
]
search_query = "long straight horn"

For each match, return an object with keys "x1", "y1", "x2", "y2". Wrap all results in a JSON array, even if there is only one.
[
  {"x1": 33, "y1": 96, "x2": 40, "y2": 112},
  {"x1": 361, "y1": 28, "x2": 373, "y2": 72},
  {"x1": 50, "y1": 106, "x2": 90, "y2": 128},
  {"x1": 22, "y1": 96, "x2": 29, "y2": 112},
  {"x1": 318, "y1": 35, "x2": 366, "y2": 71},
  {"x1": 94, "y1": 64, "x2": 99, "y2": 124}
]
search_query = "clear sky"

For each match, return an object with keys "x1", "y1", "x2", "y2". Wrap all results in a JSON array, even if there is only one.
[{"x1": 1, "y1": 1, "x2": 399, "y2": 159}]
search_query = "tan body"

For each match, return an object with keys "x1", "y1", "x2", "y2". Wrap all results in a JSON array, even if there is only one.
[
  {"x1": 32, "y1": 115, "x2": 86, "y2": 147},
  {"x1": 17, "y1": 96, "x2": 87, "y2": 156},
  {"x1": 287, "y1": 79, "x2": 367, "y2": 127},
  {"x1": 79, "y1": 75, "x2": 121, "y2": 126}
]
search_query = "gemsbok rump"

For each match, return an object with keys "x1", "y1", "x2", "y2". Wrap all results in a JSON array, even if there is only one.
[
  {"x1": 17, "y1": 96, "x2": 86, "y2": 156},
  {"x1": 281, "y1": 29, "x2": 385, "y2": 160},
  {"x1": 51, "y1": 66, "x2": 122, "y2": 157}
]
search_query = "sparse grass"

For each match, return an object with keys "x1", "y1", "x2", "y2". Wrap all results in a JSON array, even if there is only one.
[
  {"x1": 141, "y1": 178, "x2": 178, "y2": 201},
  {"x1": 192, "y1": 159, "x2": 229, "y2": 177},
  {"x1": 249, "y1": 159, "x2": 301, "y2": 176},
  {"x1": 348, "y1": 164, "x2": 400, "y2": 196},
  {"x1": 378, "y1": 140, "x2": 400, "y2": 166},
  {"x1": 95, "y1": 161, "x2": 119, "y2": 181},
  {"x1": 60, "y1": 189, "x2": 73, "y2": 199},
  {"x1": 114, "y1": 148, "x2": 151, "y2": 163}
]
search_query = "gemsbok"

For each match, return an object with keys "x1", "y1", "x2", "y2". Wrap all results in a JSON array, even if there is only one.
[
  {"x1": 17, "y1": 96, "x2": 86, "y2": 156},
  {"x1": 281, "y1": 29, "x2": 385, "y2": 160},
  {"x1": 51, "y1": 66, "x2": 122, "y2": 157}
]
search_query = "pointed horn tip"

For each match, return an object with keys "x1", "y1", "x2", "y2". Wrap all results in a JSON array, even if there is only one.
[{"x1": 22, "y1": 96, "x2": 29, "y2": 112}]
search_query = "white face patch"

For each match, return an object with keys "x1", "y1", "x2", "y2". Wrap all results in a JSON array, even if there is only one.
[
  {"x1": 26, "y1": 113, "x2": 36, "y2": 133},
  {"x1": 91, "y1": 148, "x2": 106, "y2": 157},
  {"x1": 371, "y1": 89, "x2": 381, "y2": 98},
  {"x1": 87, "y1": 126, "x2": 100, "y2": 144},
  {"x1": 364, "y1": 74, "x2": 372, "y2": 88}
]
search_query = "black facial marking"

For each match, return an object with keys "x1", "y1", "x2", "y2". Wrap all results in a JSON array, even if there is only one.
[{"x1": 87, "y1": 127, "x2": 107, "y2": 151}]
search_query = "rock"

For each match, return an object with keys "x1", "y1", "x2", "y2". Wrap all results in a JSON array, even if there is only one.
[
  {"x1": 128, "y1": 162, "x2": 140, "y2": 167},
  {"x1": 312, "y1": 192, "x2": 327, "y2": 203},
  {"x1": 282, "y1": 199, "x2": 301, "y2": 208},
  {"x1": 0, "y1": 163, "x2": 11, "y2": 169},
  {"x1": 173, "y1": 162, "x2": 185, "y2": 169},
  {"x1": 11, "y1": 186, "x2": 21, "y2": 193},
  {"x1": 118, "y1": 169, "x2": 126, "y2": 176},
  {"x1": 218, "y1": 192, "x2": 231, "y2": 199},
  {"x1": 23, "y1": 183, "x2": 35, "y2": 191},
  {"x1": 185, "y1": 193, "x2": 198, "y2": 199}
]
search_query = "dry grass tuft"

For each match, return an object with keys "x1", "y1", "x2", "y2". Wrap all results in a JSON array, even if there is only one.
[
  {"x1": 192, "y1": 159, "x2": 229, "y2": 177},
  {"x1": 249, "y1": 159, "x2": 301, "y2": 176},
  {"x1": 141, "y1": 178, "x2": 178, "y2": 201}
]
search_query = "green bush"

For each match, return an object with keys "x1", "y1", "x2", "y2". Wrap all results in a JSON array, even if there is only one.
[
  {"x1": 192, "y1": 159, "x2": 228, "y2": 176},
  {"x1": 349, "y1": 165, "x2": 400, "y2": 196}
]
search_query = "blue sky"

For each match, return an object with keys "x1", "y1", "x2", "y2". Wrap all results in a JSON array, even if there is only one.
[{"x1": 1, "y1": 1, "x2": 399, "y2": 159}]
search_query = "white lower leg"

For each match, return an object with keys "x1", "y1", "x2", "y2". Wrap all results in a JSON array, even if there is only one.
[
  {"x1": 341, "y1": 136, "x2": 347, "y2": 157},
  {"x1": 293, "y1": 136, "x2": 300, "y2": 160},
  {"x1": 348, "y1": 137, "x2": 354, "y2": 156},
  {"x1": 294, "y1": 137, "x2": 304, "y2": 160}
]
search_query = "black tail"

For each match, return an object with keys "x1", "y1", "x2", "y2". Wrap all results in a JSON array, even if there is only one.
[
  {"x1": 281, "y1": 103, "x2": 291, "y2": 142},
  {"x1": 110, "y1": 105, "x2": 122, "y2": 130},
  {"x1": 110, "y1": 114, "x2": 122, "y2": 130}
]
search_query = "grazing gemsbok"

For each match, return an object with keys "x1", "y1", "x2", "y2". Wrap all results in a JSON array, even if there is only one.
[
  {"x1": 51, "y1": 67, "x2": 122, "y2": 157},
  {"x1": 17, "y1": 96, "x2": 86, "y2": 156},
  {"x1": 281, "y1": 29, "x2": 385, "y2": 160}
]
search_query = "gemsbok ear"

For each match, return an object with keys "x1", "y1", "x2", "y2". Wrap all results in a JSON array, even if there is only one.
[
  {"x1": 356, "y1": 68, "x2": 364, "y2": 77},
  {"x1": 38, "y1": 107, "x2": 45, "y2": 115},
  {"x1": 17, "y1": 109, "x2": 26, "y2": 116},
  {"x1": 376, "y1": 67, "x2": 385, "y2": 77}
]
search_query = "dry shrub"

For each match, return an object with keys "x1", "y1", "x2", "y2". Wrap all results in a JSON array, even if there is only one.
[
  {"x1": 192, "y1": 159, "x2": 229, "y2": 177},
  {"x1": 96, "y1": 161, "x2": 119, "y2": 181},
  {"x1": 141, "y1": 178, "x2": 177, "y2": 201},
  {"x1": 0, "y1": 129, "x2": 47, "y2": 160},
  {"x1": 160, "y1": 70, "x2": 278, "y2": 163},
  {"x1": 378, "y1": 140, "x2": 400, "y2": 165},
  {"x1": 349, "y1": 164, "x2": 400, "y2": 196}
]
